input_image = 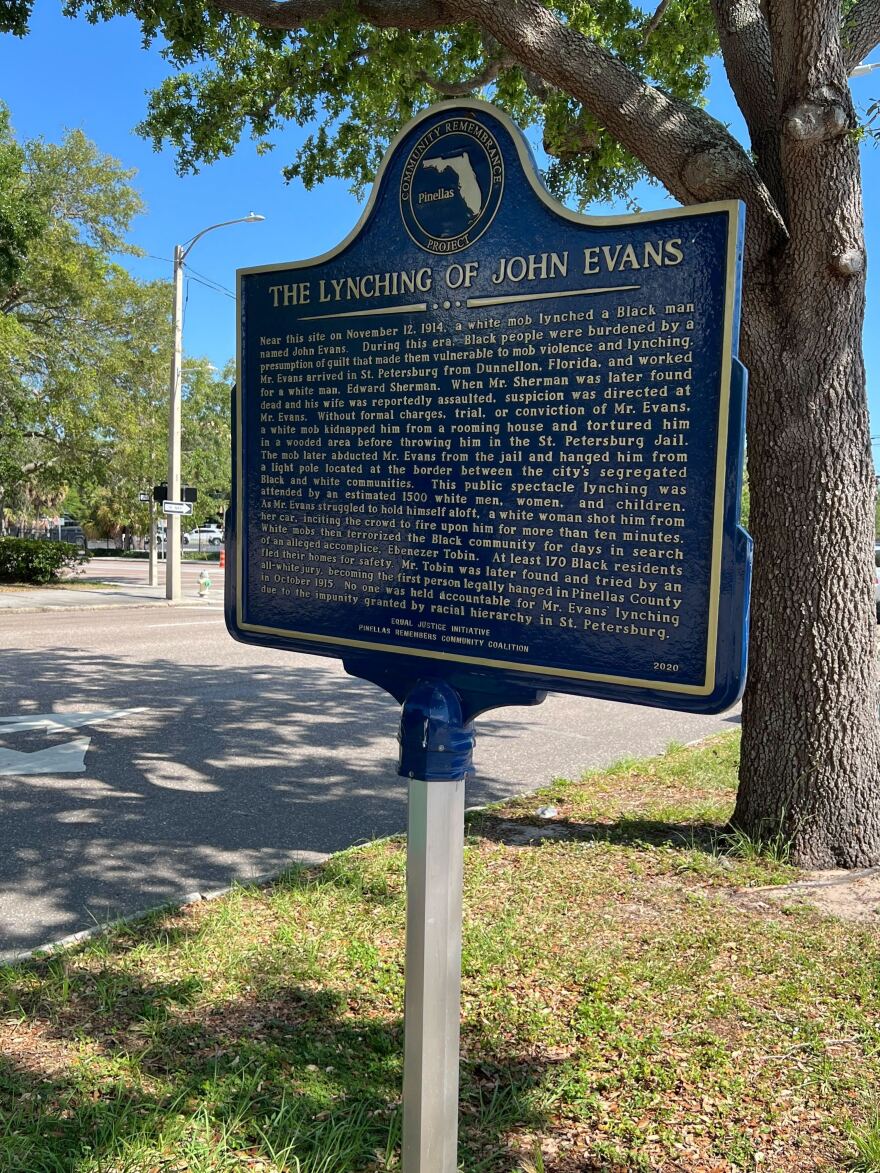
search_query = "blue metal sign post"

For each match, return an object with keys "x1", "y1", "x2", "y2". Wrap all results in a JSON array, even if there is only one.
[{"x1": 228, "y1": 100, "x2": 750, "y2": 1173}]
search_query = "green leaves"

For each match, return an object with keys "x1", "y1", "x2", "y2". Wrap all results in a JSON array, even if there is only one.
[
  {"x1": 0, "y1": 106, "x2": 45, "y2": 293},
  {"x1": 52, "y1": 0, "x2": 718, "y2": 206},
  {"x1": 0, "y1": 108, "x2": 172, "y2": 528},
  {"x1": 0, "y1": 0, "x2": 33, "y2": 36},
  {"x1": 0, "y1": 99, "x2": 235, "y2": 535},
  {"x1": 0, "y1": 536, "x2": 87, "y2": 583},
  {"x1": 180, "y1": 357, "x2": 233, "y2": 522}
]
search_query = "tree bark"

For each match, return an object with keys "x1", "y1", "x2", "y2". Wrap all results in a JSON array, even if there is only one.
[
  {"x1": 732, "y1": 2, "x2": 880, "y2": 866},
  {"x1": 841, "y1": 0, "x2": 880, "y2": 72},
  {"x1": 735, "y1": 248, "x2": 880, "y2": 864}
]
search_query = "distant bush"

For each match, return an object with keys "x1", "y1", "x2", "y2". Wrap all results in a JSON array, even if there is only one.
[{"x1": 0, "y1": 538, "x2": 89, "y2": 584}]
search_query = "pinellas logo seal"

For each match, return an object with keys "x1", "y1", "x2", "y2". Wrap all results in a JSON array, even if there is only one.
[{"x1": 400, "y1": 117, "x2": 504, "y2": 254}]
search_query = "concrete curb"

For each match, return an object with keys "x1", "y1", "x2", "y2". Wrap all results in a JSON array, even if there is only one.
[
  {"x1": 0, "y1": 858, "x2": 328, "y2": 969},
  {"x1": 0, "y1": 598, "x2": 224, "y2": 615}
]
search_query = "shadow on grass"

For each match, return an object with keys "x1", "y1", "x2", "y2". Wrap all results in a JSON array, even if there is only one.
[
  {"x1": 0, "y1": 906, "x2": 551, "y2": 1173},
  {"x1": 468, "y1": 810, "x2": 724, "y2": 854}
]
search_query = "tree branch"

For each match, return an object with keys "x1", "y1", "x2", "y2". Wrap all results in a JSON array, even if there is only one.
[
  {"x1": 416, "y1": 32, "x2": 513, "y2": 96},
  {"x1": 521, "y1": 67, "x2": 551, "y2": 100},
  {"x1": 415, "y1": 54, "x2": 509, "y2": 96},
  {"x1": 207, "y1": 0, "x2": 788, "y2": 268},
  {"x1": 1, "y1": 285, "x2": 25, "y2": 314},
  {"x1": 642, "y1": 0, "x2": 671, "y2": 44},
  {"x1": 709, "y1": 0, "x2": 785, "y2": 217},
  {"x1": 842, "y1": 0, "x2": 880, "y2": 73},
  {"x1": 443, "y1": 0, "x2": 787, "y2": 270}
]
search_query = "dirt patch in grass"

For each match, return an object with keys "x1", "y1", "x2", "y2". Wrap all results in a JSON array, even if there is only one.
[
  {"x1": 732, "y1": 866, "x2": 880, "y2": 924},
  {"x1": 0, "y1": 732, "x2": 877, "y2": 1172}
]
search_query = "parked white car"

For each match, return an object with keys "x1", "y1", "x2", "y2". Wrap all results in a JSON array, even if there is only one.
[{"x1": 182, "y1": 525, "x2": 223, "y2": 547}]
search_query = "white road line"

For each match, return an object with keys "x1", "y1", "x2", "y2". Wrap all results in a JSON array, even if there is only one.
[
  {"x1": 0, "y1": 708, "x2": 146, "y2": 733},
  {"x1": 0, "y1": 737, "x2": 91, "y2": 775}
]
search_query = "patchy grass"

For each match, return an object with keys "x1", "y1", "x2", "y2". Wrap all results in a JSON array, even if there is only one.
[
  {"x1": 849, "y1": 1116, "x2": 880, "y2": 1173},
  {"x1": 1, "y1": 731, "x2": 877, "y2": 1172}
]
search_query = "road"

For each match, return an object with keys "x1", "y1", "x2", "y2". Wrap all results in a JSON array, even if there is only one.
[
  {"x1": 0, "y1": 574, "x2": 740, "y2": 953},
  {"x1": 76, "y1": 555, "x2": 219, "y2": 585}
]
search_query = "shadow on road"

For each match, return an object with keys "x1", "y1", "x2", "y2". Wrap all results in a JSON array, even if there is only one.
[{"x1": 0, "y1": 647, "x2": 543, "y2": 951}]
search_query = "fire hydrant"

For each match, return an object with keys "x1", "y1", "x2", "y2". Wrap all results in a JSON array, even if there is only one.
[{"x1": 197, "y1": 568, "x2": 212, "y2": 597}]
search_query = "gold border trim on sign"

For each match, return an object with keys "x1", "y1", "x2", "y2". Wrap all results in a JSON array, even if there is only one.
[{"x1": 235, "y1": 98, "x2": 743, "y2": 698}]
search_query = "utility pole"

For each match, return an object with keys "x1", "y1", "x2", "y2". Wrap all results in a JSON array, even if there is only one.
[
  {"x1": 166, "y1": 213, "x2": 265, "y2": 602},
  {"x1": 167, "y1": 243, "x2": 185, "y2": 601}
]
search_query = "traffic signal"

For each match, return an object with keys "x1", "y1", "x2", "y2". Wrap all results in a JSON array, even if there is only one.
[{"x1": 152, "y1": 484, "x2": 197, "y2": 503}]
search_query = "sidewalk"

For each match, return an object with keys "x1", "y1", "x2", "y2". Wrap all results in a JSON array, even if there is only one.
[{"x1": 0, "y1": 582, "x2": 224, "y2": 612}]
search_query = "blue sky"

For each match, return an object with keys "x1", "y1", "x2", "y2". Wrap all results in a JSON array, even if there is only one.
[{"x1": 2, "y1": 5, "x2": 879, "y2": 456}]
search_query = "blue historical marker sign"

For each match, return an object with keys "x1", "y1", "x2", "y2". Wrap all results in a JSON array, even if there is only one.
[{"x1": 229, "y1": 100, "x2": 751, "y2": 714}]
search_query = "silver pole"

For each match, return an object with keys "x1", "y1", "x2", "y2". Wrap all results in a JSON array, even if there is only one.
[
  {"x1": 166, "y1": 242, "x2": 184, "y2": 602},
  {"x1": 148, "y1": 504, "x2": 158, "y2": 587},
  {"x1": 402, "y1": 776, "x2": 465, "y2": 1173}
]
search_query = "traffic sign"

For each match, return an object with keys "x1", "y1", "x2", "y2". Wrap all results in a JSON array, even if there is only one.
[
  {"x1": 138, "y1": 492, "x2": 149, "y2": 502},
  {"x1": 162, "y1": 501, "x2": 193, "y2": 516}
]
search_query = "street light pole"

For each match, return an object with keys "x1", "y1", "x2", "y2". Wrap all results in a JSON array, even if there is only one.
[
  {"x1": 167, "y1": 242, "x2": 185, "y2": 601},
  {"x1": 166, "y1": 213, "x2": 265, "y2": 602}
]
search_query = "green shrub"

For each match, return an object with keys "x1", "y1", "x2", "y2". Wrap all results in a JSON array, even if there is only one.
[
  {"x1": 0, "y1": 538, "x2": 89, "y2": 584},
  {"x1": 90, "y1": 549, "x2": 147, "y2": 558}
]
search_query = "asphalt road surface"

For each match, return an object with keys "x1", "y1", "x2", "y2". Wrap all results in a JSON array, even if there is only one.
[
  {"x1": 74, "y1": 556, "x2": 218, "y2": 585},
  {"x1": 0, "y1": 592, "x2": 739, "y2": 953}
]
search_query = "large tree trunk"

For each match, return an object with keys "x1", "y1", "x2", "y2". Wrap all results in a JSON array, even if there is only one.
[{"x1": 734, "y1": 123, "x2": 880, "y2": 866}]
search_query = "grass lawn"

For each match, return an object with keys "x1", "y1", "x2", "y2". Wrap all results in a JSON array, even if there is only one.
[{"x1": 1, "y1": 731, "x2": 878, "y2": 1172}]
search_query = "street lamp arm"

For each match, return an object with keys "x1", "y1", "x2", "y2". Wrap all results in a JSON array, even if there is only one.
[
  {"x1": 166, "y1": 210, "x2": 264, "y2": 603},
  {"x1": 180, "y1": 213, "x2": 266, "y2": 262}
]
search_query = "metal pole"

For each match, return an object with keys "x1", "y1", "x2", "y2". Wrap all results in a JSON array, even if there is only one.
[
  {"x1": 402, "y1": 775, "x2": 465, "y2": 1173},
  {"x1": 164, "y1": 213, "x2": 263, "y2": 602},
  {"x1": 166, "y1": 242, "x2": 184, "y2": 602},
  {"x1": 148, "y1": 503, "x2": 158, "y2": 587}
]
